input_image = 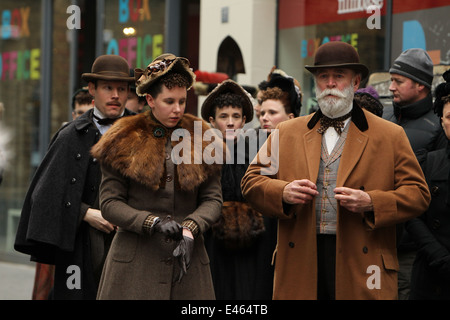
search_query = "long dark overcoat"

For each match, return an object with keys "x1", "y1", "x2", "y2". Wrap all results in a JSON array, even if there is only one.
[
  {"x1": 14, "y1": 109, "x2": 133, "y2": 299},
  {"x1": 406, "y1": 142, "x2": 450, "y2": 299}
]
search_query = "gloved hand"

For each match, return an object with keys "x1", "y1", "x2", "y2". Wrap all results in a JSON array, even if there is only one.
[
  {"x1": 152, "y1": 215, "x2": 183, "y2": 241},
  {"x1": 173, "y1": 235, "x2": 195, "y2": 283}
]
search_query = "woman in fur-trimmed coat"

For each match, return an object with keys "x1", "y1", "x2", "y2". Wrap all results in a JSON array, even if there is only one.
[
  {"x1": 91, "y1": 54, "x2": 223, "y2": 300},
  {"x1": 92, "y1": 111, "x2": 222, "y2": 299}
]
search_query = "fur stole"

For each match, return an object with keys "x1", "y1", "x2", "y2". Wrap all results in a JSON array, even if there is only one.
[
  {"x1": 91, "y1": 111, "x2": 223, "y2": 191},
  {"x1": 212, "y1": 201, "x2": 265, "y2": 251}
]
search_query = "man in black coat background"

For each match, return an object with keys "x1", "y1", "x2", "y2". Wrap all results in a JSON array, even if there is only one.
[
  {"x1": 14, "y1": 55, "x2": 135, "y2": 299},
  {"x1": 384, "y1": 48, "x2": 447, "y2": 300}
]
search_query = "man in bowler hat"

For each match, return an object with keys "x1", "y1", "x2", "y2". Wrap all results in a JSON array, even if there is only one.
[
  {"x1": 15, "y1": 55, "x2": 135, "y2": 299},
  {"x1": 241, "y1": 41, "x2": 431, "y2": 299}
]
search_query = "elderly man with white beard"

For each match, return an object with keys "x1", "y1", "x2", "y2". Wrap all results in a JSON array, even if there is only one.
[{"x1": 241, "y1": 41, "x2": 430, "y2": 300}]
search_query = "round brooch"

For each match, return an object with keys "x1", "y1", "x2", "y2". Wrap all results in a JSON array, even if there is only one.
[{"x1": 153, "y1": 127, "x2": 165, "y2": 138}]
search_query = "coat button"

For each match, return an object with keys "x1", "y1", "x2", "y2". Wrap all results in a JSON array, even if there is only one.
[
  {"x1": 165, "y1": 152, "x2": 171, "y2": 160},
  {"x1": 289, "y1": 242, "x2": 295, "y2": 248},
  {"x1": 362, "y1": 246, "x2": 368, "y2": 254},
  {"x1": 153, "y1": 127, "x2": 165, "y2": 138},
  {"x1": 166, "y1": 174, "x2": 173, "y2": 182},
  {"x1": 65, "y1": 202, "x2": 72, "y2": 208},
  {"x1": 75, "y1": 153, "x2": 82, "y2": 160},
  {"x1": 432, "y1": 219, "x2": 441, "y2": 229},
  {"x1": 70, "y1": 178, "x2": 77, "y2": 184},
  {"x1": 431, "y1": 186, "x2": 439, "y2": 196}
]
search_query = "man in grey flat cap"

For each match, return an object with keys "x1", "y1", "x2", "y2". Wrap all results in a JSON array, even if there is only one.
[{"x1": 385, "y1": 48, "x2": 447, "y2": 300}]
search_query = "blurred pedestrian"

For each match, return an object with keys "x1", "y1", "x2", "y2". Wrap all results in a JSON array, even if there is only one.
[
  {"x1": 241, "y1": 41, "x2": 430, "y2": 299},
  {"x1": 71, "y1": 87, "x2": 94, "y2": 120},
  {"x1": 385, "y1": 48, "x2": 447, "y2": 300},
  {"x1": 15, "y1": 55, "x2": 135, "y2": 299},
  {"x1": 92, "y1": 53, "x2": 223, "y2": 300},
  {"x1": 125, "y1": 69, "x2": 147, "y2": 113},
  {"x1": 406, "y1": 70, "x2": 450, "y2": 299}
]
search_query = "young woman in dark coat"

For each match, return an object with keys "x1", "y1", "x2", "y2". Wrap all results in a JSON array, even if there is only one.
[{"x1": 406, "y1": 70, "x2": 450, "y2": 299}]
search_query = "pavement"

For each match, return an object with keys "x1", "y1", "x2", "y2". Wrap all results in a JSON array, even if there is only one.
[{"x1": 0, "y1": 261, "x2": 35, "y2": 300}]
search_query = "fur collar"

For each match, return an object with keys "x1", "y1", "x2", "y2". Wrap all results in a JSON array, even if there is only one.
[{"x1": 91, "y1": 111, "x2": 223, "y2": 191}]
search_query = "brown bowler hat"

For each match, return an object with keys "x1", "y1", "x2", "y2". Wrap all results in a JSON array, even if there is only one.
[
  {"x1": 134, "y1": 53, "x2": 196, "y2": 96},
  {"x1": 201, "y1": 79, "x2": 254, "y2": 122},
  {"x1": 305, "y1": 41, "x2": 369, "y2": 80},
  {"x1": 82, "y1": 55, "x2": 135, "y2": 83}
]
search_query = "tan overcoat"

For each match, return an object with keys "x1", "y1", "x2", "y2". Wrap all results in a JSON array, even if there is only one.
[
  {"x1": 241, "y1": 106, "x2": 431, "y2": 300},
  {"x1": 91, "y1": 112, "x2": 223, "y2": 300}
]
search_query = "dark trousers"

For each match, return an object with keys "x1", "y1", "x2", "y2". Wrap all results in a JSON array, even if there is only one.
[{"x1": 317, "y1": 234, "x2": 336, "y2": 300}]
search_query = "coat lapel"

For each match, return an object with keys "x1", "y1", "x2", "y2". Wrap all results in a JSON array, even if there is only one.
[
  {"x1": 306, "y1": 106, "x2": 369, "y2": 186},
  {"x1": 336, "y1": 121, "x2": 368, "y2": 187},
  {"x1": 303, "y1": 122, "x2": 322, "y2": 183}
]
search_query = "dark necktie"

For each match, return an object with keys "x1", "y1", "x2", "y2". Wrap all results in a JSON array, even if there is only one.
[
  {"x1": 317, "y1": 110, "x2": 352, "y2": 135},
  {"x1": 93, "y1": 115, "x2": 121, "y2": 126}
]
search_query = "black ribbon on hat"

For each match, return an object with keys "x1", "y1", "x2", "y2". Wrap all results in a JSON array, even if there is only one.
[{"x1": 317, "y1": 110, "x2": 352, "y2": 135}]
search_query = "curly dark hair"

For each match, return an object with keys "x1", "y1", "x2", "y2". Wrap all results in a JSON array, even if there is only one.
[
  {"x1": 209, "y1": 92, "x2": 246, "y2": 118},
  {"x1": 146, "y1": 73, "x2": 190, "y2": 97}
]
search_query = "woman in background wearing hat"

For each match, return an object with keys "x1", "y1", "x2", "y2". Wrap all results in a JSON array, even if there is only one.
[
  {"x1": 91, "y1": 54, "x2": 223, "y2": 299},
  {"x1": 406, "y1": 70, "x2": 450, "y2": 300},
  {"x1": 201, "y1": 80, "x2": 277, "y2": 299},
  {"x1": 15, "y1": 55, "x2": 136, "y2": 299},
  {"x1": 258, "y1": 69, "x2": 302, "y2": 132}
]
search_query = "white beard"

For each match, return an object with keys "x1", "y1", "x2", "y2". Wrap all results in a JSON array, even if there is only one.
[{"x1": 315, "y1": 83, "x2": 355, "y2": 119}]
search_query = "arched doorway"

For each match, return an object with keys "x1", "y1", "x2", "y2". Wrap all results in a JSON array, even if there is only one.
[{"x1": 216, "y1": 36, "x2": 245, "y2": 80}]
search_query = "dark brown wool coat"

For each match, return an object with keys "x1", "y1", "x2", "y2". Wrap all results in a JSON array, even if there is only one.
[{"x1": 91, "y1": 111, "x2": 223, "y2": 299}]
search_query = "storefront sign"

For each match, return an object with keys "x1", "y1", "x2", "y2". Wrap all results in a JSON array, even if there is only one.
[
  {"x1": 0, "y1": 48, "x2": 40, "y2": 80},
  {"x1": 337, "y1": 0, "x2": 383, "y2": 15},
  {"x1": 104, "y1": 0, "x2": 165, "y2": 68},
  {"x1": 1, "y1": 6, "x2": 30, "y2": 39},
  {"x1": 106, "y1": 34, "x2": 163, "y2": 69}
]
